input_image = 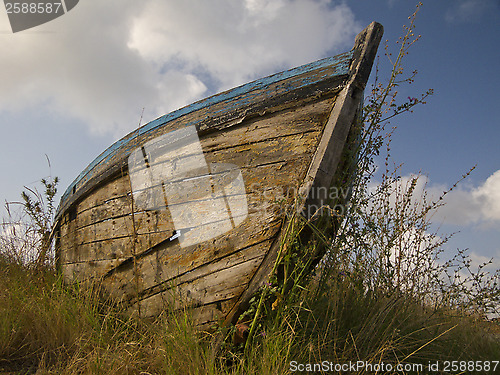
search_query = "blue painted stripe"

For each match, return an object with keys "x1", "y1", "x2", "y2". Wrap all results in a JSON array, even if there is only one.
[{"x1": 60, "y1": 51, "x2": 353, "y2": 205}]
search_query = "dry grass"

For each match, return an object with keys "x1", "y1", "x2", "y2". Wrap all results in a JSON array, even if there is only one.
[{"x1": 0, "y1": 247, "x2": 499, "y2": 374}]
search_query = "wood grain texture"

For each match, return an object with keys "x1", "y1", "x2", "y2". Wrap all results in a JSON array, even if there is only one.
[
  {"x1": 56, "y1": 96, "x2": 336, "y2": 320},
  {"x1": 56, "y1": 74, "x2": 346, "y2": 218},
  {"x1": 58, "y1": 98, "x2": 335, "y2": 266}
]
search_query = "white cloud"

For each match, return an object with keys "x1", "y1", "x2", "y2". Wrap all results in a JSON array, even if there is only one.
[
  {"x1": 386, "y1": 0, "x2": 398, "y2": 8},
  {"x1": 368, "y1": 170, "x2": 500, "y2": 227},
  {"x1": 0, "y1": 0, "x2": 360, "y2": 138},
  {"x1": 468, "y1": 250, "x2": 500, "y2": 272},
  {"x1": 472, "y1": 170, "x2": 500, "y2": 222},
  {"x1": 0, "y1": 1, "x2": 156, "y2": 136},
  {"x1": 128, "y1": 0, "x2": 359, "y2": 89},
  {"x1": 445, "y1": 0, "x2": 498, "y2": 23},
  {"x1": 431, "y1": 170, "x2": 500, "y2": 226}
]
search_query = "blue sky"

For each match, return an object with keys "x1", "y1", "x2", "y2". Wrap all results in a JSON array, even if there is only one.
[
  {"x1": 0, "y1": 1, "x2": 499, "y2": 269},
  {"x1": 351, "y1": 0, "x2": 500, "y2": 270}
]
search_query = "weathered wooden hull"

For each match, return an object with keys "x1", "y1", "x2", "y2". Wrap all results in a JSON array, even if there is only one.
[{"x1": 54, "y1": 22, "x2": 383, "y2": 328}]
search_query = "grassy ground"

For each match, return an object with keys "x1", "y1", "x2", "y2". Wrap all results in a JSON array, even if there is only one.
[{"x1": 0, "y1": 254, "x2": 498, "y2": 374}]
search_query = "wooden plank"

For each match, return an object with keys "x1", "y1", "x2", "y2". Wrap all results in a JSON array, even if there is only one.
[
  {"x1": 62, "y1": 191, "x2": 262, "y2": 252},
  {"x1": 135, "y1": 238, "x2": 274, "y2": 301},
  {"x1": 60, "y1": 231, "x2": 163, "y2": 264},
  {"x1": 61, "y1": 207, "x2": 280, "y2": 270},
  {"x1": 57, "y1": 96, "x2": 332, "y2": 268},
  {"x1": 62, "y1": 236, "x2": 273, "y2": 319},
  {"x1": 144, "y1": 96, "x2": 335, "y2": 158},
  {"x1": 71, "y1": 176, "x2": 130, "y2": 219},
  {"x1": 62, "y1": 131, "x2": 320, "y2": 240},
  {"x1": 59, "y1": 155, "x2": 314, "y2": 254},
  {"x1": 190, "y1": 299, "x2": 239, "y2": 330},
  {"x1": 58, "y1": 150, "x2": 310, "y2": 267},
  {"x1": 69, "y1": 96, "x2": 333, "y2": 221},
  {"x1": 67, "y1": 158, "x2": 298, "y2": 235},
  {"x1": 61, "y1": 257, "x2": 127, "y2": 285},
  {"x1": 124, "y1": 251, "x2": 267, "y2": 318},
  {"x1": 76, "y1": 194, "x2": 132, "y2": 229}
]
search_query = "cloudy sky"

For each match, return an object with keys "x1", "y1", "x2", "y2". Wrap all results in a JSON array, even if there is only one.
[{"x1": 0, "y1": 1, "x2": 499, "y2": 269}]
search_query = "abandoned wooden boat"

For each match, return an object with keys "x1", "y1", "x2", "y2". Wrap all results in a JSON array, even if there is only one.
[{"x1": 53, "y1": 22, "x2": 383, "y2": 328}]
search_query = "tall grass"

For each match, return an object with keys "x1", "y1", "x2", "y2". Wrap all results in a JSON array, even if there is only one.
[
  {"x1": 1, "y1": 4, "x2": 499, "y2": 374},
  {"x1": 0, "y1": 255, "x2": 498, "y2": 374}
]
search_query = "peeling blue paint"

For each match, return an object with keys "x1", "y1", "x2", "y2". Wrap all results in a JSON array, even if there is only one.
[{"x1": 59, "y1": 51, "x2": 354, "y2": 207}]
